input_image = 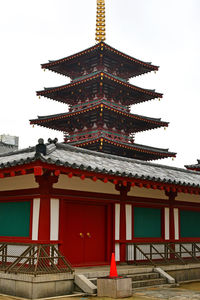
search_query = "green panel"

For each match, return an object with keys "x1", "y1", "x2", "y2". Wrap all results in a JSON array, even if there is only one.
[
  {"x1": 0, "y1": 201, "x2": 30, "y2": 237},
  {"x1": 180, "y1": 210, "x2": 200, "y2": 238},
  {"x1": 134, "y1": 207, "x2": 161, "y2": 238}
]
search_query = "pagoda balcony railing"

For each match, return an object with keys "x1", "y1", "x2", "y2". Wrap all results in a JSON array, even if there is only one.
[
  {"x1": 125, "y1": 242, "x2": 200, "y2": 265},
  {"x1": 65, "y1": 130, "x2": 134, "y2": 144},
  {"x1": 71, "y1": 70, "x2": 128, "y2": 84},
  {"x1": 0, "y1": 242, "x2": 73, "y2": 275},
  {"x1": 69, "y1": 98, "x2": 130, "y2": 113}
]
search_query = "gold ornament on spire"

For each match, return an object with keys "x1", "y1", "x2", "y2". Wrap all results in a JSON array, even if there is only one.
[{"x1": 96, "y1": 0, "x2": 106, "y2": 42}]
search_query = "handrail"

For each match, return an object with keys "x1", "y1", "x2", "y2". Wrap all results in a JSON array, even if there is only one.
[
  {"x1": 126, "y1": 242, "x2": 200, "y2": 265},
  {"x1": 180, "y1": 244, "x2": 200, "y2": 262},
  {"x1": 165, "y1": 243, "x2": 185, "y2": 264},
  {"x1": 134, "y1": 244, "x2": 154, "y2": 265},
  {"x1": 0, "y1": 243, "x2": 74, "y2": 275},
  {"x1": 150, "y1": 244, "x2": 169, "y2": 264}
]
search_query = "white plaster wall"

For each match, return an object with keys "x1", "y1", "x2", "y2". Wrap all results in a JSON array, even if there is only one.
[
  {"x1": 115, "y1": 204, "x2": 120, "y2": 240},
  {"x1": 174, "y1": 208, "x2": 179, "y2": 240},
  {"x1": 128, "y1": 186, "x2": 168, "y2": 200},
  {"x1": 32, "y1": 198, "x2": 40, "y2": 241},
  {"x1": 50, "y1": 198, "x2": 59, "y2": 241},
  {"x1": 126, "y1": 204, "x2": 132, "y2": 240},
  {"x1": 54, "y1": 175, "x2": 119, "y2": 195},
  {"x1": 164, "y1": 207, "x2": 170, "y2": 240},
  {"x1": 176, "y1": 193, "x2": 200, "y2": 203},
  {"x1": 115, "y1": 243, "x2": 120, "y2": 262},
  {"x1": 0, "y1": 174, "x2": 38, "y2": 191}
]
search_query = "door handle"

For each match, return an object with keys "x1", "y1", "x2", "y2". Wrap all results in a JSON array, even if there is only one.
[
  {"x1": 80, "y1": 233, "x2": 84, "y2": 238},
  {"x1": 86, "y1": 232, "x2": 91, "y2": 238}
]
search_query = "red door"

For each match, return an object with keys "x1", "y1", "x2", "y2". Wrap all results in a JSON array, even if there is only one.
[{"x1": 62, "y1": 202, "x2": 107, "y2": 266}]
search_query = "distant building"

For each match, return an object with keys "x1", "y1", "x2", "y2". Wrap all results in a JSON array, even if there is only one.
[{"x1": 0, "y1": 134, "x2": 19, "y2": 154}]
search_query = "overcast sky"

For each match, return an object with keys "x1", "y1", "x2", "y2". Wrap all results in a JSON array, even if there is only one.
[{"x1": 0, "y1": 0, "x2": 200, "y2": 168}]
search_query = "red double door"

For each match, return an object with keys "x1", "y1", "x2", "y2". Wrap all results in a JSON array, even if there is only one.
[{"x1": 61, "y1": 202, "x2": 107, "y2": 266}]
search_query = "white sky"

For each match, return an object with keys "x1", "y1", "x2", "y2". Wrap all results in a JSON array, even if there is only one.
[{"x1": 0, "y1": 0, "x2": 200, "y2": 168}]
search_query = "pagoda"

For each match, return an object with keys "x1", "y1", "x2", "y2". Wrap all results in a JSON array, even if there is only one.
[{"x1": 30, "y1": 0, "x2": 176, "y2": 161}]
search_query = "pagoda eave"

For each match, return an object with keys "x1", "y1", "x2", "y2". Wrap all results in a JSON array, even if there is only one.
[
  {"x1": 37, "y1": 72, "x2": 163, "y2": 105},
  {"x1": 70, "y1": 138, "x2": 176, "y2": 161},
  {"x1": 30, "y1": 104, "x2": 169, "y2": 134},
  {"x1": 41, "y1": 42, "x2": 159, "y2": 80}
]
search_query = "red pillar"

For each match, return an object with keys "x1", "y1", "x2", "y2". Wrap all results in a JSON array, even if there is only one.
[
  {"x1": 120, "y1": 201, "x2": 126, "y2": 262},
  {"x1": 38, "y1": 195, "x2": 51, "y2": 241},
  {"x1": 169, "y1": 206, "x2": 175, "y2": 241},
  {"x1": 35, "y1": 171, "x2": 59, "y2": 242}
]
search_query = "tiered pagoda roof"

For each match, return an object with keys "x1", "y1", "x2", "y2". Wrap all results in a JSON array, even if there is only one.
[
  {"x1": 30, "y1": 100, "x2": 168, "y2": 134},
  {"x1": 36, "y1": 70, "x2": 162, "y2": 106},
  {"x1": 31, "y1": 41, "x2": 176, "y2": 161},
  {"x1": 41, "y1": 42, "x2": 159, "y2": 80}
]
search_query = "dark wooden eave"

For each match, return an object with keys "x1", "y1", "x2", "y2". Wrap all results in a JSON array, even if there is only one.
[
  {"x1": 41, "y1": 42, "x2": 159, "y2": 80},
  {"x1": 69, "y1": 137, "x2": 176, "y2": 161},
  {"x1": 36, "y1": 71, "x2": 163, "y2": 106},
  {"x1": 30, "y1": 102, "x2": 168, "y2": 134}
]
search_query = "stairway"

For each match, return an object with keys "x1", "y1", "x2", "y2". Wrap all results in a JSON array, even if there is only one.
[
  {"x1": 84, "y1": 270, "x2": 170, "y2": 292},
  {"x1": 128, "y1": 272, "x2": 167, "y2": 289}
]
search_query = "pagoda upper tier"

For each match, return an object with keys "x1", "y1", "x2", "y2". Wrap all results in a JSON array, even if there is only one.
[
  {"x1": 41, "y1": 42, "x2": 159, "y2": 80},
  {"x1": 37, "y1": 71, "x2": 162, "y2": 106}
]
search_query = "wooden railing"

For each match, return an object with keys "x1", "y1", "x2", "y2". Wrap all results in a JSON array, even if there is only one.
[
  {"x1": 126, "y1": 242, "x2": 200, "y2": 265},
  {"x1": 0, "y1": 243, "x2": 73, "y2": 275}
]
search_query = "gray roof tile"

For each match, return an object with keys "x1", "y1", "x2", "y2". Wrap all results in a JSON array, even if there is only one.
[{"x1": 0, "y1": 143, "x2": 200, "y2": 188}]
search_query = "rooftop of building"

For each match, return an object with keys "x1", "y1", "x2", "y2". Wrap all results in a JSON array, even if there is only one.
[{"x1": 0, "y1": 140, "x2": 199, "y2": 189}]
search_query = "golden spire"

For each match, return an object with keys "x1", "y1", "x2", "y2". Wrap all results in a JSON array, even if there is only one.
[{"x1": 96, "y1": 0, "x2": 106, "y2": 43}]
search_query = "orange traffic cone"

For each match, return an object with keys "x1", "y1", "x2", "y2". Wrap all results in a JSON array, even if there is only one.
[{"x1": 109, "y1": 252, "x2": 118, "y2": 278}]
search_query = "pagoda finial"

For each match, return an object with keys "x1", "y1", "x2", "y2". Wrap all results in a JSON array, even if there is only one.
[{"x1": 95, "y1": 0, "x2": 106, "y2": 43}]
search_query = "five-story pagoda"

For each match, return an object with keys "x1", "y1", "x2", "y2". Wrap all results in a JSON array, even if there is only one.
[{"x1": 30, "y1": 0, "x2": 176, "y2": 161}]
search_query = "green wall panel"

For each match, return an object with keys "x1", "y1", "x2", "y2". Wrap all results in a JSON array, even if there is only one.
[
  {"x1": 0, "y1": 201, "x2": 30, "y2": 237},
  {"x1": 134, "y1": 207, "x2": 161, "y2": 238},
  {"x1": 180, "y1": 210, "x2": 200, "y2": 238}
]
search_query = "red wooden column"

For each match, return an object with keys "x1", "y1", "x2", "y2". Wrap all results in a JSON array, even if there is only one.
[
  {"x1": 165, "y1": 191, "x2": 177, "y2": 241},
  {"x1": 116, "y1": 182, "x2": 131, "y2": 263},
  {"x1": 35, "y1": 171, "x2": 59, "y2": 242}
]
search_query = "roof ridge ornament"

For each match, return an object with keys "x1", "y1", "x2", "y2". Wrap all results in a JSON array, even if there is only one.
[{"x1": 96, "y1": 0, "x2": 106, "y2": 42}]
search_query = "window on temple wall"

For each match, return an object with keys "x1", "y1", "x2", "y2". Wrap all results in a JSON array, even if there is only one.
[
  {"x1": 0, "y1": 201, "x2": 30, "y2": 237},
  {"x1": 134, "y1": 207, "x2": 162, "y2": 238},
  {"x1": 180, "y1": 209, "x2": 200, "y2": 238}
]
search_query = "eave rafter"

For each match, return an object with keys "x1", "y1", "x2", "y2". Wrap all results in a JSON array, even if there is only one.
[
  {"x1": 36, "y1": 72, "x2": 162, "y2": 105},
  {"x1": 41, "y1": 42, "x2": 158, "y2": 80},
  {"x1": 70, "y1": 137, "x2": 176, "y2": 160},
  {"x1": 0, "y1": 160, "x2": 198, "y2": 195},
  {"x1": 30, "y1": 102, "x2": 168, "y2": 134}
]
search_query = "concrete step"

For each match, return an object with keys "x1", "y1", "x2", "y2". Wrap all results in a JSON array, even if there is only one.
[
  {"x1": 89, "y1": 272, "x2": 160, "y2": 284},
  {"x1": 89, "y1": 277, "x2": 97, "y2": 285},
  {"x1": 132, "y1": 278, "x2": 166, "y2": 289},
  {"x1": 127, "y1": 272, "x2": 159, "y2": 281},
  {"x1": 133, "y1": 283, "x2": 177, "y2": 291}
]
